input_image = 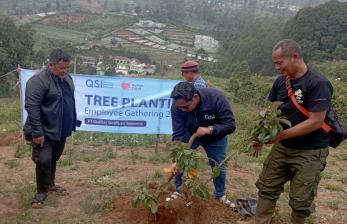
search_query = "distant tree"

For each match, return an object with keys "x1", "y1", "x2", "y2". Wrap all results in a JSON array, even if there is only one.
[
  {"x1": 220, "y1": 18, "x2": 284, "y2": 75},
  {"x1": 196, "y1": 48, "x2": 208, "y2": 58},
  {"x1": 283, "y1": 0, "x2": 347, "y2": 62},
  {"x1": 123, "y1": 3, "x2": 130, "y2": 13},
  {"x1": 110, "y1": 38, "x2": 118, "y2": 45},
  {"x1": 134, "y1": 6, "x2": 142, "y2": 15},
  {"x1": 56, "y1": 0, "x2": 60, "y2": 10},
  {"x1": 0, "y1": 17, "x2": 35, "y2": 75},
  {"x1": 333, "y1": 44, "x2": 347, "y2": 60}
]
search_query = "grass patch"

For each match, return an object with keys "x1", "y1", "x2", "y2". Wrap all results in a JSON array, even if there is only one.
[
  {"x1": 151, "y1": 170, "x2": 163, "y2": 179},
  {"x1": 13, "y1": 143, "x2": 31, "y2": 158},
  {"x1": 18, "y1": 184, "x2": 36, "y2": 208},
  {"x1": 80, "y1": 193, "x2": 103, "y2": 215},
  {"x1": 80, "y1": 187, "x2": 120, "y2": 215},
  {"x1": 98, "y1": 146, "x2": 115, "y2": 162},
  {"x1": 338, "y1": 176, "x2": 347, "y2": 184},
  {"x1": 326, "y1": 200, "x2": 340, "y2": 210},
  {"x1": 148, "y1": 152, "x2": 169, "y2": 164},
  {"x1": 320, "y1": 171, "x2": 337, "y2": 180},
  {"x1": 81, "y1": 151, "x2": 96, "y2": 162},
  {"x1": 4, "y1": 159, "x2": 19, "y2": 169},
  {"x1": 325, "y1": 184, "x2": 344, "y2": 192}
]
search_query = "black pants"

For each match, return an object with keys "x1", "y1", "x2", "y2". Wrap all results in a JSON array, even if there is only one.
[{"x1": 32, "y1": 138, "x2": 66, "y2": 193}]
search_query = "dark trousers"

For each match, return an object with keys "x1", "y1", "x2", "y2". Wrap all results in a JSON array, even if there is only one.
[{"x1": 31, "y1": 138, "x2": 66, "y2": 193}]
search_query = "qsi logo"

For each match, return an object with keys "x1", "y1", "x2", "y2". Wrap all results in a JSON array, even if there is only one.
[
  {"x1": 86, "y1": 79, "x2": 113, "y2": 88},
  {"x1": 121, "y1": 82, "x2": 131, "y2": 90},
  {"x1": 86, "y1": 79, "x2": 102, "y2": 88}
]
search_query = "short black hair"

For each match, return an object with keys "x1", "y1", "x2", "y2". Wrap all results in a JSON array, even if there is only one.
[
  {"x1": 170, "y1": 82, "x2": 197, "y2": 101},
  {"x1": 49, "y1": 49, "x2": 71, "y2": 63},
  {"x1": 273, "y1": 39, "x2": 303, "y2": 58}
]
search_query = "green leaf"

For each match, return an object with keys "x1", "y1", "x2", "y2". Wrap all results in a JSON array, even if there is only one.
[
  {"x1": 212, "y1": 167, "x2": 221, "y2": 177},
  {"x1": 149, "y1": 200, "x2": 158, "y2": 214},
  {"x1": 279, "y1": 118, "x2": 292, "y2": 127}
]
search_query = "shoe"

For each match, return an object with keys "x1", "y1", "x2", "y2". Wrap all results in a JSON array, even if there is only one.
[
  {"x1": 49, "y1": 184, "x2": 68, "y2": 195},
  {"x1": 31, "y1": 192, "x2": 47, "y2": 209},
  {"x1": 218, "y1": 195, "x2": 236, "y2": 208}
]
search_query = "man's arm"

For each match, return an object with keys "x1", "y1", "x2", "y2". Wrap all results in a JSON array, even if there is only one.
[
  {"x1": 271, "y1": 111, "x2": 326, "y2": 143},
  {"x1": 171, "y1": 104, "x2": 188, "y2": 143},
  {"x1": 271, "y1": 79, "x2": 332, "y2": 143},
  {"x1": 25, "y1": 76, "x2": 46, "y2": 140},
  {"x1": 211, "y1": 94, "x2": 236, "y2": 137}
]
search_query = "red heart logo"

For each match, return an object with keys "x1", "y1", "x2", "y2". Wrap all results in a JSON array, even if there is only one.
[{"x1": 121, "y1": 82, "x2": 130, "y2": 89}]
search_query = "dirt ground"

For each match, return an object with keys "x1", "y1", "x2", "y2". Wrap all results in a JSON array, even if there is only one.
[{"x1": 0, "y1": 132, "x2": 346, "y2": 224}]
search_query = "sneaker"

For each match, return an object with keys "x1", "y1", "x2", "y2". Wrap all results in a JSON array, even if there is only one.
[{"x1": 218, "y1": 195, "x2": 236, "y2": 208}]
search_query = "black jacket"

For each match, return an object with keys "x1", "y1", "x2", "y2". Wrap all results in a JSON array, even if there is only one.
[
  {"x1": 171, "y1": 88, "x2": 236, "y2": 143},
  {"x1": 23, "y1": 68, "x2": 79, "y2": 141}
]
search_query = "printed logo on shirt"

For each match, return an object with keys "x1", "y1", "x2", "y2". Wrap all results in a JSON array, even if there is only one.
[
  {"x1": 204, "y1": 114, "x2": 216, "y2": 120},
  {"x1": 294, "y1": 89, "x2": 304, "y2": 104}
]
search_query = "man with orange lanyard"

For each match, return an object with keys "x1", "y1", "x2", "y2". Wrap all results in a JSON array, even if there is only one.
[{"x1": 240, "y1": 39, "x2": 333, "y2": 224}]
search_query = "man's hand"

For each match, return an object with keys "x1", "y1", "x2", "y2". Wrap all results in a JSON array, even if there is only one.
[
  {"x1": 33, "y1": 136, "x2": 44, "y2": 147},
  {"x1": 268, "y1": 132, "x2": 285, "y2": 144},
  {"x1": 251, "y1": 140, "x2": 263, "y2": 158},
  {"x1": 195, "y1": 127, "x2": 212, "y2": 137},
  {"x1": 171, "y1": 162, "x2": 179, "y2": 175}
]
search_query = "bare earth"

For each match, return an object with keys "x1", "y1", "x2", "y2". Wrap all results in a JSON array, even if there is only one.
[{"x1": 0, "y1": 132, "x2": 346, "y2": 224}]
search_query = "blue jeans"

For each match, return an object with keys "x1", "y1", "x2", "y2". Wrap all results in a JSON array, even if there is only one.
[{"x1": 174, "y1": 136, "x2": 228, "y2": 199}]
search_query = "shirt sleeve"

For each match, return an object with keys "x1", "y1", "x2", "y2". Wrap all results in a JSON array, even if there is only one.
[
  {"x1": 211, "y1": 93, "x2": 236, "y2": 137},
  {"x1": 171, "y1": 104, "x2": 188, "y2": 143},
  {"x1": 268, "y1": 77, "x2": 280, "y2": 102}
]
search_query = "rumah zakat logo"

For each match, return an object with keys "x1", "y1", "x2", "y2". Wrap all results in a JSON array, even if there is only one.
[{"x1": 121, "y1": 82, "x2": 131, "y2": 90}]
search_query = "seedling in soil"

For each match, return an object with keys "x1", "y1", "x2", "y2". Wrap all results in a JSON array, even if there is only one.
[
  {"x1": 132, "y1": 134, "x2": 228, "y2": 215},
  {"x1": 132, "y1": 186, "x2": 158, "y2": 214}
]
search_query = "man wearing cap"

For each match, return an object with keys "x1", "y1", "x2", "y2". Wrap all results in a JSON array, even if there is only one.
[
  {"x1": 170, "y1": 81, "x2": 236, "y2": 206},
  {"x1": 181, "y1": 60, "x2": 207, "y2": 89}
]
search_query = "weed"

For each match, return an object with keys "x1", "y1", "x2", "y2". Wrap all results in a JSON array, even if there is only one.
[
  {"x1": 338, "y1": 176, "x2": 347, "y2": 184},
  {"x1": 320, "y1": 171, "x2": 337, "y2": 180},
  {"x1": 82, "y1": 152, "x2": 96, "y2": 162},
  {"x1": 98, "y1": 146, "x2": 115, "y2": 162},
  {"x1": 151, "y1": 171, "x2": 162, "y2": 179},
  {"x1": 4, "y1": 159, "x2": 19, "y2": 169},
  {"x1": 18, "y1": 184, "x2": 36, "y2": 208},
  {"x1": 13, "y1": 143, "x2": 31, "y2": 158},
  {"x1": 58, "y1": 157, "x2": 73, "y2": 167},
  {"x1": 80, "y1": 194, "x2": 102, "y2": 215},
  {"x1": 326, "y1": 201, "x2": 339, "y2": 210},
  {"x1": 101, "y1": 169, "x2": 116, "y2": 177},
  {"x1": 306, "y1": 214, "x2": 316, "y2": 224},
  {"x1": 148, "y1": 152, "x2": 169, "y2": 164},
  {"x1": 325, "y1": 184, "x2": 343, "y2": 192}
]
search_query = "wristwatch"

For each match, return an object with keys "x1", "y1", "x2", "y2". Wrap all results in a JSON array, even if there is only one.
[{"x1": 208, "y1": 126, "x2": 214, "y2": 134}]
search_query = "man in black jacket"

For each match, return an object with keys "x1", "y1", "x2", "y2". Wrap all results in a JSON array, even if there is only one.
[
  {"x1": 24, "y1": 49, "x2": 80, "y2": 208},
  {"x1": 170, "y1": 82, "x2": 236, "y2": 206}
]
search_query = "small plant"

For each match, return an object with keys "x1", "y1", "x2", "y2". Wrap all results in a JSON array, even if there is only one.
[
  {"x1": 132, "y1": 134, "x2": 226, "y2": 215},
  {"x1": 4, "y1": 159, "x2": 19, "y2": 169},
  {"x1": 246, "y1": 102, "x2": 291, "y2": 156},
  {"x1": 132, "y1": 186, "x2": 158, "y2": 214}
]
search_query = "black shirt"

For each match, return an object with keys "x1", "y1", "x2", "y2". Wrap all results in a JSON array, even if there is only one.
[
  {"x1": 59, "y1": 78, "x2": 75, "y2": 138},
  {"x1": 268, "y1": 68, "x2": 333, "y2": 149}
]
